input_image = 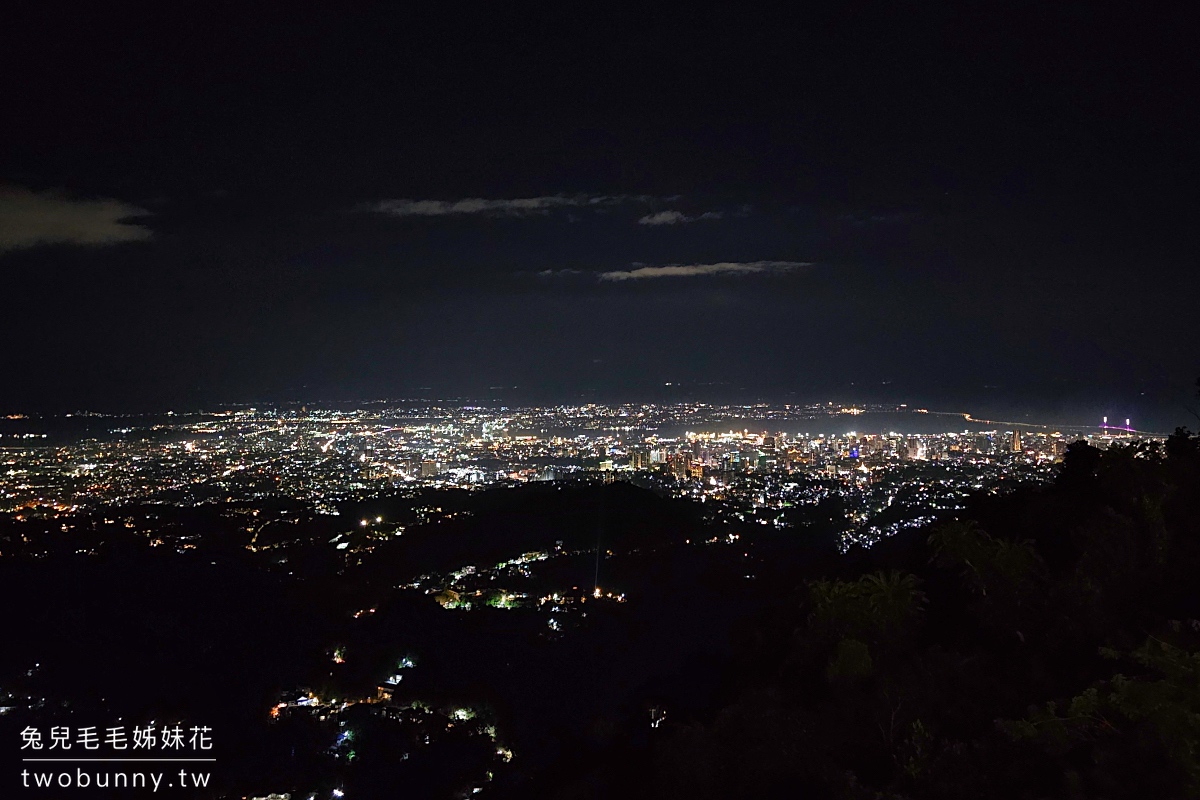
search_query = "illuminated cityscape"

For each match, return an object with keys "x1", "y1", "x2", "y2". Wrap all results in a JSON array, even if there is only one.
[
  {"x1": 3, "y1": 2, "x2": 1197, "y2": 797},
  {"x1": 0, "y1": 397, "x2": 1177, "y2": 799},
  {"x1": 0, "y1": 401, "x2": 1145, "y2": 545}
]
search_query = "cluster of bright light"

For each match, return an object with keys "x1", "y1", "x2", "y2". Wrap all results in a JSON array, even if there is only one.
[{"x1": 3, "y1": 402, "x2": 1143, "y2": 517}]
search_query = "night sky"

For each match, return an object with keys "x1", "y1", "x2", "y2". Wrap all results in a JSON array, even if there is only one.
[{"x1": 2, "y1": 5, "x2": 1196, "y2": 425}]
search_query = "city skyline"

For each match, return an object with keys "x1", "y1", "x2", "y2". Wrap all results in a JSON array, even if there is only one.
[{"x1": 0, "y1": 399, "x2": 1152, "y2": 524}]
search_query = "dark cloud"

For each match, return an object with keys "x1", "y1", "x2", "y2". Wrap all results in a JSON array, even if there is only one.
[
  {"x1": 637, "y1": 210, "x2": 724, "y2": 225},
  {"x1": 598, "y1": 260, "x2": 811, "y2": 281},
  {"x1": 368, "y1": 194, "x2": 658, "y2": 218},
  {"x1": 0, "y1": 185, "x2": 152, "y2": 254}
]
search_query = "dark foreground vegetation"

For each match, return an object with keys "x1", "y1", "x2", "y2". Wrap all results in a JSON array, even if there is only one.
[{"x1": 594, "y1": 430, "x2": 1200, "y2": 800}]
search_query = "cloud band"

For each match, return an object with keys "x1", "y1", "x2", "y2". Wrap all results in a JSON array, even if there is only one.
[
  {"x1": 369, "y1": 194, "x2": 655, "y2": 218},
  {"x1": 0, "y1": 185, "x2": 152, "y2": 253},
  {"x1": 598, "y1": 260, "x2": 810, "y2": 281}
]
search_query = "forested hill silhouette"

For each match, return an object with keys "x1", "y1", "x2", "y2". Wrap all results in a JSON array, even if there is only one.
[
  {"x1": 344, "y1": 480, "x2": 702, "y2": 580},
  {"x1": 556, "y1": 428, "x2": 1200, "y2": 800}
]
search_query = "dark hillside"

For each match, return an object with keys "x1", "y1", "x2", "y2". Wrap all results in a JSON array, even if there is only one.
[{"x1": 587, "y1": 431, "x2": 1200, "y2": 800}]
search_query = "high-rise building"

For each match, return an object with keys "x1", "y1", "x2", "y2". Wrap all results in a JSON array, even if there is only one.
[
  {"x1": 667, "y1": 453, "x2": 689, "y2": 480},
  {"x1": 1011, "y1": 429, "x2": 1022, "y2": 453}
]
